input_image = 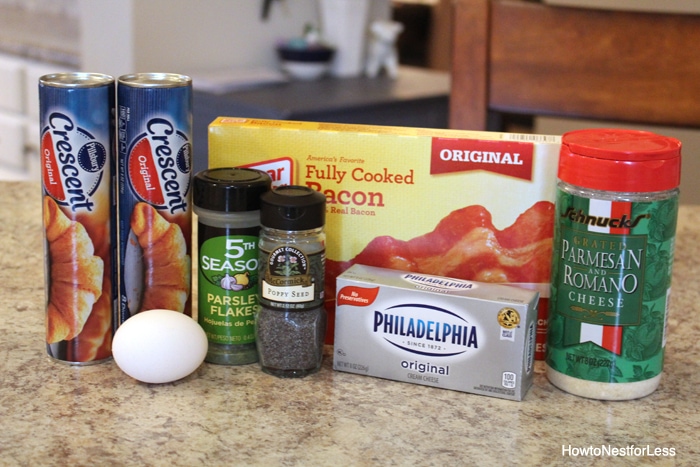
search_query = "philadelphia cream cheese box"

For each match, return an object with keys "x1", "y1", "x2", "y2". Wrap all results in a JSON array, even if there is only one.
[{"x1": 333, "y1": 264, "x2": 539, "y2": 401}]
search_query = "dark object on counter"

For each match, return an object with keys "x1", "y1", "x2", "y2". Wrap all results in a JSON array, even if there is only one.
[
  {"x1": 276, "y1": 43, "x2": 336, "y2": 81},
  {"x1": 276, "y1": 45, "x2": 335, "y2": 63},
  {"x1": 256, "y1": 186, "x2": 327, "y2": 378},
  {"x1": 261, "y1": 0, "x2": 281, "y2": 20}
]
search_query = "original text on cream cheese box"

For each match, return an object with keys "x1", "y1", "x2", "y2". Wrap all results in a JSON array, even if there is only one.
[{"x1": 333, "y1": 264, "x2": 539, "y2": 401}]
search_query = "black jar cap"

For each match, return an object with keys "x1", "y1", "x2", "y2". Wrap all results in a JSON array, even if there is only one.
[
  {"x1": 193, "y1": 167, "x2": 271, "y2": 212},
  {"x1": 260, "y1": 186, "x2": 326, "y2": 231}
]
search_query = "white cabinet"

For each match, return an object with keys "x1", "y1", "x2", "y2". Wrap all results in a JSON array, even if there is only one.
[
  {"x1": 0, "y1": 112, "x2": 24, "y2": 170},
  {"x1": 0, "y1": 54, "x2": 24, "y2": 114},
  {"x1": 0, "y1": 52, "x2": 76, "y2": 180}
]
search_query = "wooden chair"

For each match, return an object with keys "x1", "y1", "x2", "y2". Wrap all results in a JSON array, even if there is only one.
[{"x1": 449, "y1": 0, "x2": 700, "y2": 131}]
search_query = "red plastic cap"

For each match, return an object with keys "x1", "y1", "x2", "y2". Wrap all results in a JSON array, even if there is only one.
[{"x1": 559, "y1": 129, "x2": 682, "y2": 192}]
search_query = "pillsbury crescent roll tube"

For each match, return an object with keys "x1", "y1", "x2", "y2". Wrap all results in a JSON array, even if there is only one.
[
  {"x1": 40, "y1": 72, "x2": 116, "y2": 364},
  {"x1": 117, "y1": 73, "x2": 193, "y2": 323}
]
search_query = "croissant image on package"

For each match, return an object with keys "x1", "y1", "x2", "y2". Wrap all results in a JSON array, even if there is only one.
[
  {"x1": 70, "y1": 275, "x2": 113, "y2": 361},
  {"x1": 130, "y1": 202, "x2": 190, "y2": 313},
  {"x1": 43, "y1": 196, "x2": 104, "y2": 344}
]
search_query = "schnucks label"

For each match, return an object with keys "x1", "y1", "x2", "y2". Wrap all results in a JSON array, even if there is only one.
[
  {"x1": 334, "y1": 265, "x2": 539, "y2": 401},
  {"x1": 547, "y1": 191, "x2": 677, "y2": 384}
]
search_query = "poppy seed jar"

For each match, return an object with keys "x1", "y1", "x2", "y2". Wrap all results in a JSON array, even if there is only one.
[{"x1": 256, "y1": 186, "x2": 327, "y2": 378}]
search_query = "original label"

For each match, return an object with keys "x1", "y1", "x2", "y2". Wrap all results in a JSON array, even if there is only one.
[
  {"x1": 40, "y1": 82, "x2": 114, "y2": 363},
  {"x1": 117, "y1": 84, "x2": 193, "y2": 321},
  {"x1": 430, "y1": 138, "x2": 534, "y2": 181}
]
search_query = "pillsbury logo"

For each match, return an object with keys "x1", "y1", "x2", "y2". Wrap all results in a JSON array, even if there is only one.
[
  {"x1": 127, "y1": 117, "x2": 191, "y2": 214},
  {"x1": 41, "y1": 112, "x2": 107, "y2": 212},
  {"x1": 372, "y1": 303, "x2": 480, "y2": 358}
]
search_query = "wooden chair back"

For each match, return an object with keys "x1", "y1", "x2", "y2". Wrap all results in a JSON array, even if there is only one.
[{"x1": 449, "y1": 0, "x2": 700, "y2": 131}]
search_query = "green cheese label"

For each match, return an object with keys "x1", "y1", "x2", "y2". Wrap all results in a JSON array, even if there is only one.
[
  {"x1": 546, "y1": 191, "x2": 677, "y2": 384},
  {"x1": 198, "y1": 233, "x2": 260, "y2": 344},
  {"x1": 556, "y1": 225, "x2": 646, "y2": 326}
]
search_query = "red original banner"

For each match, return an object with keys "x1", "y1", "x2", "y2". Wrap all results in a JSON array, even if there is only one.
[
  {"x1": 430, "y1": 138, "x2": 534, "y2": 181},
  {"x1": 128, "y1": 138, "x2": 165, "y2": 205},
  {"x1": 41, "y1": 132, "x2": 65, "y2": 201}
]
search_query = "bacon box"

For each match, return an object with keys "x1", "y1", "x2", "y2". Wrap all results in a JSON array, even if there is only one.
[{"x1": 207, "y1": 117, "x2": 561, "y2": 358}]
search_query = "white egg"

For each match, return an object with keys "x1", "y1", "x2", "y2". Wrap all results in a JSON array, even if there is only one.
[{"x1": 113, "y1": 309, "x2": 208, "y2": 384}]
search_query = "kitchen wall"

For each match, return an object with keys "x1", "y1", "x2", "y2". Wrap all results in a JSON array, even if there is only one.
[
  {"x1": 0, "y1": 0, "x2": 77, "y2": 16},
  {"x1": 79, "y1": 0, "x2": 320, "y2": 79},
  {"x1": 0, "y1": 0, "x2": 390, "y2": 181},
  {"x1": 79, "y1": 0, "x2": 391, "y2": 79}
]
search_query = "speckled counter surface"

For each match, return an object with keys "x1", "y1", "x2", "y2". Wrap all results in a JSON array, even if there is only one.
[{"x1": 1, "y1": 182, "x2": 699, "y2": 466}]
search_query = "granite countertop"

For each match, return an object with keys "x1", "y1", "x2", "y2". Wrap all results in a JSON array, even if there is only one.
[{"x1": 1, "y1": 181, "x2": 699, "y2": 466}]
